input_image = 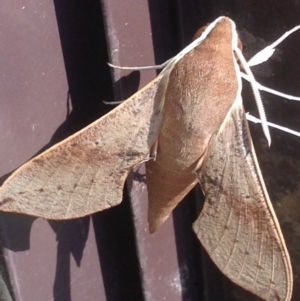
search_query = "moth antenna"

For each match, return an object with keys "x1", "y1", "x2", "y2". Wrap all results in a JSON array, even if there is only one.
[
  {"x1": 248, "y1": 25, "x2": 300, "y2": 67},
  {"x1": 240, "y1": 72, "x2": 300, "y2": 101},
  {"x1": 246, "y1": 113, "x2": 300, "y2": 138},
  {"x1": 234, "y1": 47, "x2": 271, "y2": 146},
  {"x1": 105, "y1": 62, "x2": 170, "y2": 106},
  {"x1": 107, "y1": 60, "x2": 170, "y2": 70}
]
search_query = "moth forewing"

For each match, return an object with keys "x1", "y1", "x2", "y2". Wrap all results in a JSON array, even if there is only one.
[
  {"x1": 0, "y1": 76, "x2": 163, "y2": 219},
  {"x1": 193, "y1": 97, "x2": 292, "y2": 301}
]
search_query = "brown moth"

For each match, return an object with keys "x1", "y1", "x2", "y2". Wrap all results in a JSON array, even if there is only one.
[{"x1": 0, "y1": 17, "x2": 293, "y2": 301}]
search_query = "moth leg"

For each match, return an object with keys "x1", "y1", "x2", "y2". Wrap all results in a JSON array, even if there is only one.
[
  {"x1": 193, "y1": 151, "x2": 207, "y2": 174},
  {"x1": 136, "y1": 141, "x2": 158, "y2": 165},
  {"x1": 149, "y1": 139, "x2": 159, "y2": 160}
]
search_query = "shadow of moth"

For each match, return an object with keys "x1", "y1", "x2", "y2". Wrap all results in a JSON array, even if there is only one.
[{"x1": 0, "y1": 16, "x2": 294, "y2": 301}]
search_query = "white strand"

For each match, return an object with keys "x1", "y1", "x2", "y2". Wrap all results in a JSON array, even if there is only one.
[{"x1": 246, "y1": 113, "x2": 300, "y2": 138}]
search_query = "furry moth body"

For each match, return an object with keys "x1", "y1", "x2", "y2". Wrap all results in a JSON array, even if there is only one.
[{"x1": 0, "y1": 17, "x2": 292, "y2": 301}]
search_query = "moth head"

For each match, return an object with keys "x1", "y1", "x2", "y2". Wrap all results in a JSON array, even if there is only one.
[{"x1": 193, "y1": 22, "x2": 243, "y2": 52}]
